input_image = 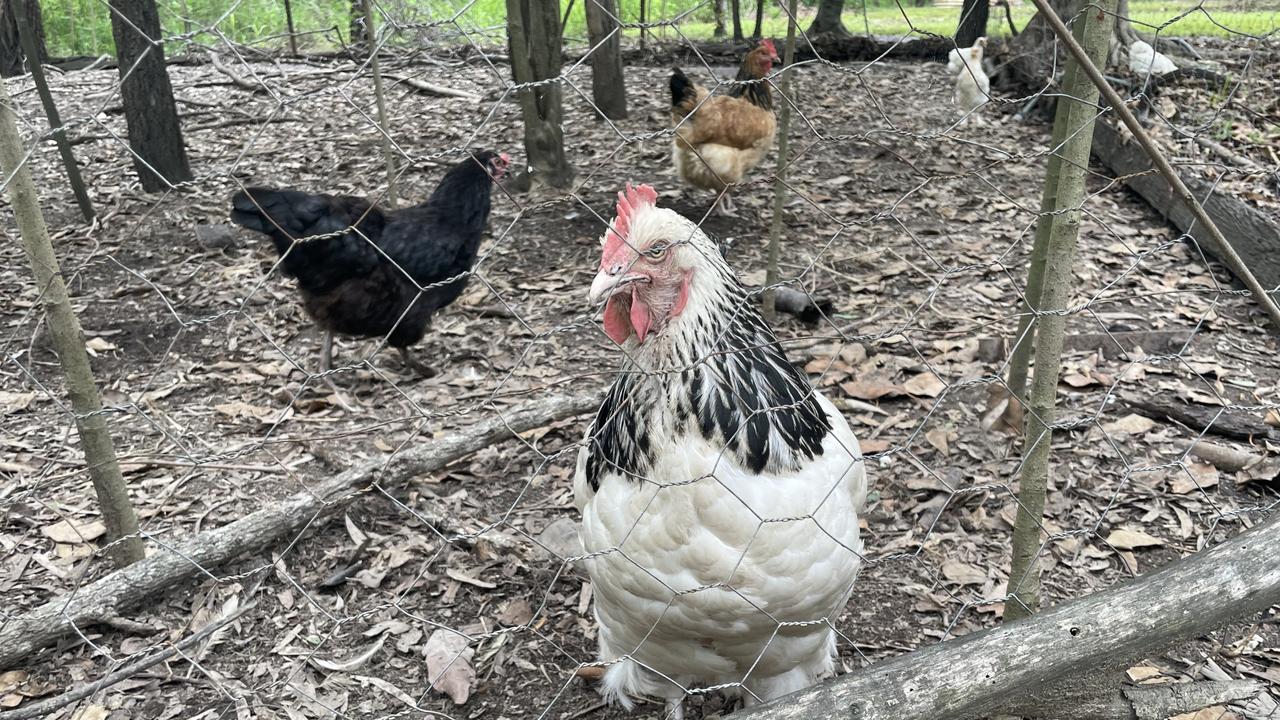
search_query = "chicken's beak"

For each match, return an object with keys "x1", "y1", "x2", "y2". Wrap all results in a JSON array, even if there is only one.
[{"x1": 589, "y1": 270, "x2": 647, "y2": 306}]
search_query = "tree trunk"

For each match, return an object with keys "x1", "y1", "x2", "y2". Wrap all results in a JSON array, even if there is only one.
[
  {"x1": 584, "y1": 0, "x2": 627, "y2": 120},
  {"x1": 0, "y1": 0, "x2": 45, "y2": 78},
  {"x1": 731, "y1": 0, "x2": 744, "y2": 41},
  {"x1": 506, "y1": 0, "x2": 574, "y2": 189},
  {"x1": 108, "y1": 0, "x2": 193, "y2": 192},
  {"x1": 955, "y1": 0, "x2": 989, "y2": 47},
  {"x1": 752, "y1": 0, "x2": 764, "y2": 38},
  {"x1": 14, "y1": 5, "x2": 95, "y2": 221},
  {"x1": 0, "y1": 75, "x2": 143, "y2": 568},
  {"x1": 808, "y1": 0, "x2": 849, "y2": 37},
  {"x1": 283, "y1": 0, "x2": 298, "y2": 55},
  {"x1": 349, "y1": 0, "x2": 367, "y2": 47},
  {"x1": 713, "y1": 0, "x2": 727, "y2": 38}
]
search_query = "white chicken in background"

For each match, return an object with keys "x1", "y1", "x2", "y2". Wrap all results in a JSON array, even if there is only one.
[
  {"x1": 949, "y1": 37, "x2": 991, "y2": 123},
  {"x1": 574, "y1": 184, "x2": 868, "y2": 717},
  {"x1": 1128, "y1": 39, "x2": 1178, "y2": 76}
]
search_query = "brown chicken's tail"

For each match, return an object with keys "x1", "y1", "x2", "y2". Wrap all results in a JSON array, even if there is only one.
[{"x1": 669, "y1": 68, "x2": 698, "y2": 117}]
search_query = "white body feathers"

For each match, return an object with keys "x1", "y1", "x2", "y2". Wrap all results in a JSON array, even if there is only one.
[
  {"x1": 575, "y1": 200, "x2": 867, "y2": 712},
  {"x1": 1128, "y1": 39, "x2": 1177, "y2": 76},
  {"x1": 950, "y1": 38, "x2": 991, "y2": 122}
]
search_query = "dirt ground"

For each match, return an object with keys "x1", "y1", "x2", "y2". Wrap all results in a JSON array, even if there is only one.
[{"x1": 1, "y1": 43, "x2": 1278, "y2": 720}]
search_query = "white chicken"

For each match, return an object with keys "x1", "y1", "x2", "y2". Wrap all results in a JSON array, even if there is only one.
[
  {"x1": 949, "y1": 37, "x2": 990, "y2": 123},
  {"x1": 1128, "y1": 39, "x2": 1177, "y2": 76},
  {"x1": 575, "y1": 184, "x2": 868, "y2": 717}
]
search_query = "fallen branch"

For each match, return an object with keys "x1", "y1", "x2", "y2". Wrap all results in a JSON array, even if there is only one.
[
  {"x1": 0, "y1": 390, "x2": 604, "y2": 670},
  {"x1": 207, "y1": 52, "x2": 267, "y2": 93},
  {"x1": 383, "y1": 74, "x2": 481, "y2": 101},
  {"x1": 1, "y1": 600, "x2": 258, "y2": 720},
  {"x1": 737, "y1": 515, "x2": 1280, "y2": 719}
]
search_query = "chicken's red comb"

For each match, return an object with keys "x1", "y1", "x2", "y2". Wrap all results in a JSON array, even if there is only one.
[
  {"x1": 603, "y1": 183, "x2": 658, "y2": 259},
  {"x1": 760, "y1": 38, "x2": 777, "y2": 56}
]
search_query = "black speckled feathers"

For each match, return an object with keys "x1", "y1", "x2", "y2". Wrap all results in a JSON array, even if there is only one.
[{"x1": 585, "y1": 275, "x2": 830, "y2": 491}]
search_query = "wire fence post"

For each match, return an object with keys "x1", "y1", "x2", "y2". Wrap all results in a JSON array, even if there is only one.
[
  {"x1": 1006, "y1": 2, "x2": 1085, "y2": 404},
  {"x1": 1005, "y1": 0, "x2": 1116, "y2": 622},
  {"x1": 364, "y1": 0, "x2": 397, "y2": 207},
  {"x1": 0, "y1": 75, "x2": 143, "y2": 567},
  {"x1": 763, "y1": 1, "x2": 799, "y2": 322}
]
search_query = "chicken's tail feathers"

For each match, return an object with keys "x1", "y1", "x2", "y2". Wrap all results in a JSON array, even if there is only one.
[
  {"x1": 599, "y1": 660, "x2": 641, "y2": 711},
  {"x1": 669, "y1": 68, "x2": 697, "y2": 115}
]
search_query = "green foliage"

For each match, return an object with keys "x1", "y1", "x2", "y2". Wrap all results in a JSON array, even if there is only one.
[{"x1": 34, "y1": 0, "x2": 1280, "y2": 57}]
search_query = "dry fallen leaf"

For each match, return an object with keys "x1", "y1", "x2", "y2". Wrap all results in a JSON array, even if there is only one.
[
  {"x1": 71, "y1": 705, "x2": 111, "y2": 720},
  {"x1": 940, "y1": 559, "x2": 986, "y2": 586},
  {"x1": 214, "y1": 401, "x2": 292, "y2": 425},
  {"x1": 840, "y1": 378, "x2": 901, "y2": 401},
  {"x1": 1125, "y1": 665, "x2": 1163, "y2": 682},
  {"x1": 1169, "y1": 461, "x2": 1219, "y2": 494},
  {"x1": 902, "y1": 372, "x2": 946, "y2": 398},
  {"x1": 423, "y1": 629, "x2": 475, "y2": 705},
  {"x1": 41, "y1": 519, "x2": 107, "y2": 544},
  {"x1": 925, "y1": 427, "x2": 954, "y2": 455},
  {"x1": 0, "y1": 391, "x2": 36, "y2": 414},
  {"x1": 1106, "y1": 528, "x2": 1164, "y2": 550},
  {"x1": 1103, "y1": 413, "x2": 1156, "y2": 436},
  {"x1": 496, "y1": 598, "x2": 534, "y2": 626}
]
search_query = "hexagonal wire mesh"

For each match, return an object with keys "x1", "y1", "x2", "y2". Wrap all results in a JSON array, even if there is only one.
[{"x1": 1, "y1": 0, "x2": 1278, "y2": 717}]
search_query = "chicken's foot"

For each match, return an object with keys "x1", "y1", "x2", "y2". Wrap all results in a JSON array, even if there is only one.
[{"x1": 714, "y1": 191, "x2": 737, "y2": 217}]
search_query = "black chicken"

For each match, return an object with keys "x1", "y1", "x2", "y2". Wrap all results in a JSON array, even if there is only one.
[{"x1": 230, "y1": 150, "x2": 508, "y2": 380}]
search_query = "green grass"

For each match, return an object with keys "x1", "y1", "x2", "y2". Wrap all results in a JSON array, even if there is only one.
[{"x1": 36, "y1": 0, "x2": 1280, "y2": 58}]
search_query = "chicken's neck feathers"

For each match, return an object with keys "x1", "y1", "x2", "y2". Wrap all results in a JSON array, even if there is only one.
[{"x1": 585, "y1": 248, "x2": 831, "y2": 491}]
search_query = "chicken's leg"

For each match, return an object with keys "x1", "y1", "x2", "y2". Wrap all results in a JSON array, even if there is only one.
[
  {"x1": 398, "y1": 347, "x2": 438, "y2": 379},
  {"x1": 317, "y1": 331, "x2": 357, "y2": 410}
]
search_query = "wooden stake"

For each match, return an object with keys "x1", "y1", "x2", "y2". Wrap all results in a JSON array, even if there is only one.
[
  {"x1": 1025, "y1": 0, "x2": 1280, "y2": 332},
  {"x1": 1005, "y1": 0, "x2": 1115, "y2": 622},
  {"x1": 0, "y1": 75, "x2": 142, "y2": 566},
  {"x1": 763, "y1": 0, "x2": 799, "y2": 322},
  {"x1": 363, "y1": 0, "x2": 396, "y2": 207}
]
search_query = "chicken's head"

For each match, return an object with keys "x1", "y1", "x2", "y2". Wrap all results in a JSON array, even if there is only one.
[
  {"x1": 474, "y1": 150, "x2": 510, "y2": 181},
  {"x1": 588, "y1": 184, "x2": 716, "y2": 346},
  {"x1": 747, "y1": 39, "x2": 780, "y2": 77}
]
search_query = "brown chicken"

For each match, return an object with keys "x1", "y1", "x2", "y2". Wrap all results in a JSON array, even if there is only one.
[{"x1": 669, "y1": 39, "x2": 779, "y2": 216}]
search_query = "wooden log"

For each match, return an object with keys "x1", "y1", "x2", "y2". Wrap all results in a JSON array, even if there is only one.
[
  {"x1": 978, "y1": 329, "x2": 1188, "y2": 363},
  {"x1": 986, "y1": 676, "x2": 1263, "y2": 720},
  {"x1": 1091, "y1": 117, "x2": 1280, "y2": 301},
  {"x1": 735, "y1": 515, "x2": 1280, "y2": 720},
  {"x1": 1119, "y1": 394, "x2": 1279, "y2": 442},
  {"x1": 0, "y1": 391, "x2": 603, "y2": 670}
]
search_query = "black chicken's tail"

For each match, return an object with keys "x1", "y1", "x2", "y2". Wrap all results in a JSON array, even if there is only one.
[{"x1": 669, "y1": 68, "x2": 697, "y2": 117}]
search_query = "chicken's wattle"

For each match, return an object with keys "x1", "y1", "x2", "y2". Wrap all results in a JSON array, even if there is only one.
[{"x1": 603, "y1": 288, "x2": 651, "y2": 344}]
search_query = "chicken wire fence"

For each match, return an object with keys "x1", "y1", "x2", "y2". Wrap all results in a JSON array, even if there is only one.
[{"x1": 1, "y1": 0, "x2": 1279, "y2": 717}]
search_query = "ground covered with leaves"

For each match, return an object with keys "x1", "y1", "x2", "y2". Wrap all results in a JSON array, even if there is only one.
[{"x1": 1, "y1": 45, "x2": 1278, "y2": 720}]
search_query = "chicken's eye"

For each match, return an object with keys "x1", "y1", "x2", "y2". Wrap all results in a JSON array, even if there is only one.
[{"x1": 645, "y1": 243, "x2": 669, "y2": 260}]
